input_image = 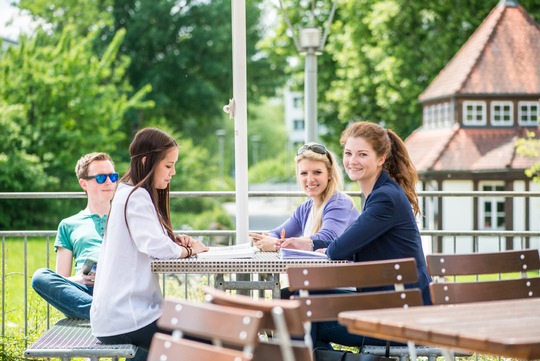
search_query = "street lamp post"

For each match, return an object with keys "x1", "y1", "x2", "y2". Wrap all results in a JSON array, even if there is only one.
[
  {"x1": 300, "y1": 27, "x2": 322, "y2": 143},
  {"x1": 278, "y1": 0, "x2": 338, "y2": 143},
  {"x1": 251, "y1": 135, "x2": 261, "y2": 165}
]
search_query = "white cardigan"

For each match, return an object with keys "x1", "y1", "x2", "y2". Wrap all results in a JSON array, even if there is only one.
[{"x1": 91, "y1": 183, "x2": 182, "y2": 336}]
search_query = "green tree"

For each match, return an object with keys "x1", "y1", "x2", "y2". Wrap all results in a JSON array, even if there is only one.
[
  {"x1": 516, "y1": 130, "x2": 540, "y2": 183},
  {"x1": 0, "y1": 26, "x2": 151, "y2": 228},
  {"x1": 19, "y1": 0, "x2": 286, "y2": 140},
  {"x1": 264, "y1": 0, "x2": 540, "y2": 142}
]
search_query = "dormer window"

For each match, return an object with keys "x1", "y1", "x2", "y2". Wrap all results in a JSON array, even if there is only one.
[
  {"x1": 518, "y1": 101, "x2": 539, "y2": 126},
  {"x1": 463, "y1": 101, "x2": 486, "y2": 126},
  {"x1": 491, "y1": 101, "x2": 513, "y2": 126},
  {"x1": 423, "y1": 102, "x2": 454, "y2": 128}
]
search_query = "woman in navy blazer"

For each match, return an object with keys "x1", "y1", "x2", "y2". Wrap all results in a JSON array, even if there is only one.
[{"x1": 283, "y1": 121, "x2": 431, "y2": 349}]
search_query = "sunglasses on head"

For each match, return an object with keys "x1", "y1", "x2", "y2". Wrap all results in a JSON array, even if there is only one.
[
  {"x1": 84, "y1": 173, "x2": 119, "y2": 184},
  {"x1": 297, "y1": 143, "x2": 333, "y2": 164}
]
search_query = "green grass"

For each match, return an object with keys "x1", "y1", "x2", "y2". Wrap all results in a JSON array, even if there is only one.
[
  {"x1": 2, "y1": 238, "x2": 533, "y2": 361},
  {"x1": 2, "y1": 237, "x2": 65, "y2": 360},
  {"x1": 0, "y1": 237, "x2": 208, "y2": 361}
]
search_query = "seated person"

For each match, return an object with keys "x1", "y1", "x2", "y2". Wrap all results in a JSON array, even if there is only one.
[
  {"x1": 250, "y1": 142, "x2": 358, "y2": 251},
  {"x1": 281, "y1": 122, "x2": 432, "y2": 349},
  {"x1": 32, "y1": 152, "x2": 118, "y2": 319}
]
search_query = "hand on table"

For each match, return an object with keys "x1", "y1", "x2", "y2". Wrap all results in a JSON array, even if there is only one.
[
  {"x1": 175, "y1": 234, "x2": 209, "y2": 257},
  {"x1": 249, "y1": 232, "x2": 279, "y2": 252},
  {"x1": 280, "y1": 237, "x2": 314, "y2": 251}
]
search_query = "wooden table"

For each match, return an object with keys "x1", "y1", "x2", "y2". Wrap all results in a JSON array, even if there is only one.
[
  {"x1": 338, "y1": 298, "x2": 540, "y2": 360},
  {"x1": 152, "y1": 251, "x2": 346, "y2": 298}
]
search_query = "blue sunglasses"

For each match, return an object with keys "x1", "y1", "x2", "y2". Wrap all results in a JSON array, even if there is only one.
[{"x1": 85, "y1": 173, "x2": 119, "y2": 184}]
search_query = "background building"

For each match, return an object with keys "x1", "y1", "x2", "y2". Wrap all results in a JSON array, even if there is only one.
[
  {"x1": 283, "y1": 88, "x2": 328, "y2": 150},
  {"x1": 405, "y1": 0, "x2": 540, "y2": 253}
]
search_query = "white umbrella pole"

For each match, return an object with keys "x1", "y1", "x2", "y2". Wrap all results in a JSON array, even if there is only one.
[{"x1": 231, "y1": 0, "x2": 249, "y2": 244}]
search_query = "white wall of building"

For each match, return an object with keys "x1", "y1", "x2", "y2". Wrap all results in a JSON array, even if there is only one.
[
  {"x1": 528, "y1": 182, "x2": 540, "y2": 249},
  {"x1": 283, "y1": 89, "x2": 305, "y2": 149},
  {"x1": 283, "y1": 88, "x2": 328, "y2": 149},
  {"x1": 440, "y1": 180, "x2": 475, "y2": 253},
  {"x1": 434, "y1": 179, "x2": 540, "y2": 254}
]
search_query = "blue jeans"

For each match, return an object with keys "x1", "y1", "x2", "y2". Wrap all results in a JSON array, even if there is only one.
[
  {"x1": 282, "y1": 287, "x2": 404, "y2": 350},
  {"x1": 31, "y1": 268, "x2": 93, "y2": 319},
  {"x1": 312, "y1": 320, "x2": 402, "y2": 349}
]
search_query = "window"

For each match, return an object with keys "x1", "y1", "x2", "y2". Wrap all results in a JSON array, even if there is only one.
[
  {"x1": 518, "y1": 101, "x2": 539, "y2": 126},
  {"x1": 423, "y1": 102, "x2": 453, "y2": 128},
  {"x1": 480, "y1": 184, "x2": 505, "y2": 230},
  {"x1": 463, "y1": 101, "x2": 486, "y2": 126},
  {"x1": 293, "y1": 119, "x2": 304, "y2": 130},
  {"x1": 491, "y1": 101, "x2": 513, "y2": 126},
  {"x1": 293, "y1": 97, "x2": 303, "y2": 109}
]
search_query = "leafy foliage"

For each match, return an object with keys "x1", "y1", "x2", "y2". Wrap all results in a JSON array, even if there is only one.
[
  {"x1": 19, "y1": 0, "x2": 286, "y2": 141},
  {"x1": 263, "y1": 0, "x2": 540, "y2": 146},
  {"x1": 249, "y1": 150, "x2": 295, "y2": 184},
  {"x1": 0, "y1": 26, "x2": 151, "y2": 228},
  {"x1": 516, "y1": 130, "x2": 540, "y2": 183}
]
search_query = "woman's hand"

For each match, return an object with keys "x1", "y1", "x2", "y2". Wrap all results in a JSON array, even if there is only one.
[
  {"x1": 280, "y1": 237, "x2": 314, "y2": 251},
  {"x1": 190, "y1": 239, "x2": 209, "y2": 255},
  {"x1": 249, "y1": 232, "x2": 279, "y2": 252},
  {"x1": 175, "y1": 234, "x2": 209, "y2": 257},
  {"x1": 175, "y1": 234, "x2": 195, "y2": 247}
]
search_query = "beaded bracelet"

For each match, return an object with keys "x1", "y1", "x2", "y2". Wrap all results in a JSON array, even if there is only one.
[{"x1": 180, "y1": 245, "x2": 192, "y2": 258}]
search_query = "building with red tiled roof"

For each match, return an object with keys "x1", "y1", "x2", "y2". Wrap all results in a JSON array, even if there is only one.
[{"x1": 404, "y1": 0, "x2": 540, "y2": 252}]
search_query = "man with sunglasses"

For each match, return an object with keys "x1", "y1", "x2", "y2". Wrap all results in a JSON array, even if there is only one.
[{"x1": 32, "y1": 152, "x2": 118, "y2": 320}]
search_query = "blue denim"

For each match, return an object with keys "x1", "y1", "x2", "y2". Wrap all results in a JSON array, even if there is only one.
[
  {"x1": 283, "y1": 287, "x2": 404, "y2": 350},
  {"x1": 31, "y1": 268, "x2": 93, "y2": 319},
  {"x1": 311, "y1": 320, "x2": 403, "y2": 349}
]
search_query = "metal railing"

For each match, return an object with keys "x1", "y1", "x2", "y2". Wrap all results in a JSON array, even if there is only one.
[{"x1": 1, "y1": 190, "x2": 540, "y2": 352}]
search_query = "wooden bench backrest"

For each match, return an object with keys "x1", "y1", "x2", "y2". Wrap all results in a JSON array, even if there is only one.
[
  {"x1": 204, "y1": 286, "x2": 305, "y2": 336},
  {"x1": 426, "y1": 249, "x2": 540, "y2": 304},
  {"x1": 286, "y1": 258, "x2": 424, "y2": 322},
  {"x1": 287, "y1": 258, "x2": 419, "y2": 291},
  {"x1": 150, "y1": 333, "x2": 252, "y2": 361},
  {"x1": 203, "y1": 286, "x2": 312, "y2": 361},
  {"x1": 157, "y1": 298, "x2": 263, "y2": 347}
]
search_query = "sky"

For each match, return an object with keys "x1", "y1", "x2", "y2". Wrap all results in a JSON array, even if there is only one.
[{"x1": 0, "y1": 0, "x2": 34, "y2": 40}]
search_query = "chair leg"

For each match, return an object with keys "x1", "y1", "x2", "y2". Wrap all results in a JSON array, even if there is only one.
[{"x1": 407, "y1": 341, "x2": 417, "y2": 361}]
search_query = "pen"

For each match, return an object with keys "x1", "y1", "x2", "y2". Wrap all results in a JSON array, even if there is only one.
[{"x1": 276, "y1": 229, "x2": 285, "y2": 248}]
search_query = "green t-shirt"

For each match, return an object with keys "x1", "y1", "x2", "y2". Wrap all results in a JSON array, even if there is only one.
[{"x1": 54, "y1": 211, "x2": 107, "y2": 273}]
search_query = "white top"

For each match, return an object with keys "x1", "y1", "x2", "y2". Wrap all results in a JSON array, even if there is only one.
[
  {"x1": 303, "y1": 207, "x2": 315, "y2": 237},
  {"x1": 90, "y1": 183, "x2": 182, "y2": 336}
]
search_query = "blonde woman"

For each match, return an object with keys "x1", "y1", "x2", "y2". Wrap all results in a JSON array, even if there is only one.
[{"x1": 250, "y1": 143, "x2": 358, "y2": 252}]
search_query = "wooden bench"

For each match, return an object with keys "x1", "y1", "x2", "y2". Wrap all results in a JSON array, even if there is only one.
[{"x1": 24, "y1": 318, "x2": 137, "y2": 361}]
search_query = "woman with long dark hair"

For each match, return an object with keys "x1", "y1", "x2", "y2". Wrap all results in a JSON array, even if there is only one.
[{"x1": 90, "y1": 128, "x2": 207, "y2": 361}]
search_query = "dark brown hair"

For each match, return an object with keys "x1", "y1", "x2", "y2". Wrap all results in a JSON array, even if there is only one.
[
  {"x1": 122, "y1": 128, "x2": 178, "y2": 240},
  {"x1": 340, "y1": 121, "x2": 420, "y2": 216}
]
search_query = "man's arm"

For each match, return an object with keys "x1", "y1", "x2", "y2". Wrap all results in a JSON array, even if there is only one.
[{"x1": 56, "y1": 247, "x2": 74, "y2": 277}]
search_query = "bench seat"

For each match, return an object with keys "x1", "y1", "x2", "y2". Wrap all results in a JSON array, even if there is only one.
[{"x1": 24, "y1": 318, "x2": 137, "y2": 361}]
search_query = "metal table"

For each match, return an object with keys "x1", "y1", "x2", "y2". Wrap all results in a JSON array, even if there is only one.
[{"x1": 151, "y1": 251, "x2": 347, "y2": 298}]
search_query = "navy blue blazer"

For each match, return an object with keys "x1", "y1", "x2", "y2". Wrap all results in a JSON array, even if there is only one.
[{"x1": 324, "y1": 171, "x2": 432, "y2": 305}]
